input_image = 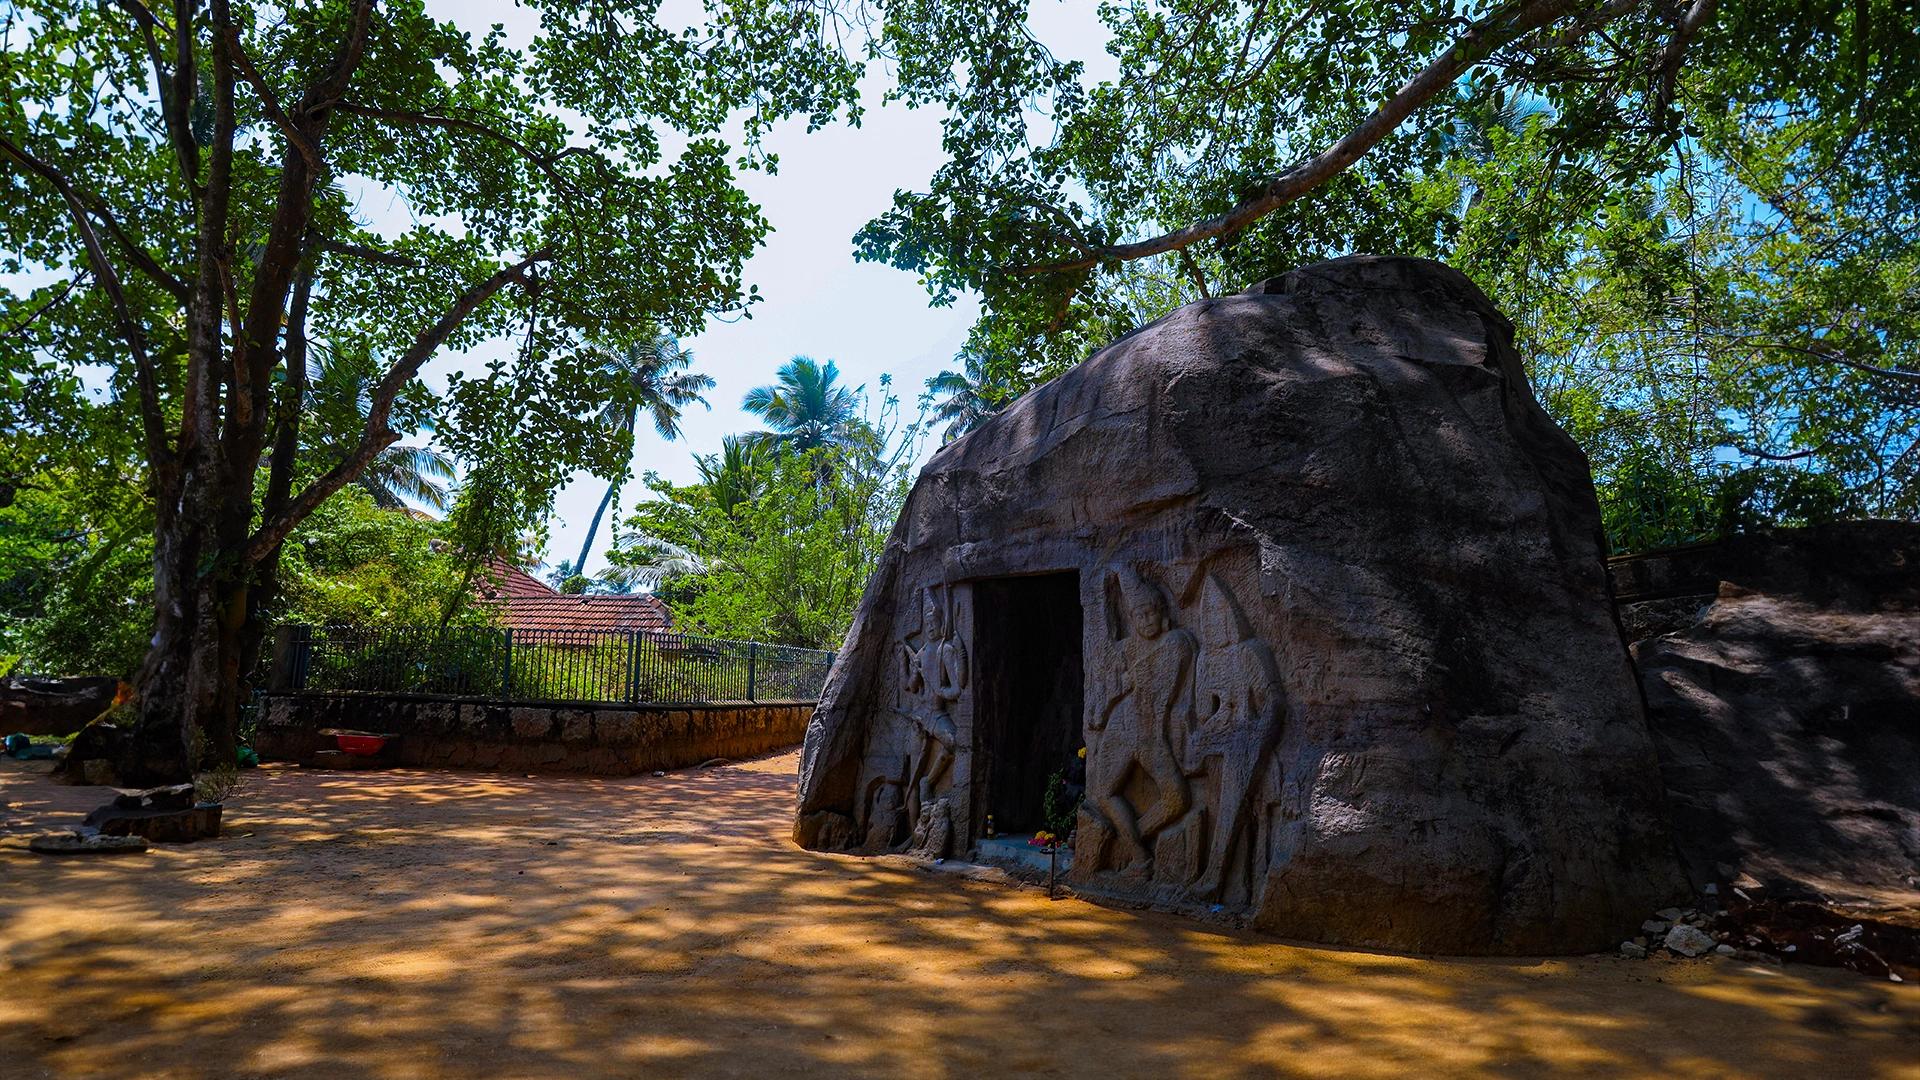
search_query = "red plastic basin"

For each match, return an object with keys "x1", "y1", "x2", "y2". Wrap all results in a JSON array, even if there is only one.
[{"x1": 335, "y1": 734, "x2": 387, "y2": 757}]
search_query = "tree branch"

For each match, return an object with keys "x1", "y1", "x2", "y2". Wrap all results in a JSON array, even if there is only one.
[
  {"x1": 225, "y1": 26, "x2": 322, "y2": 169},
  {"x1": 1652, "y1": 0, "x2": 1717, "y2": 125},
  {"x1": 0, "y1": 273, "x2": 87, "y2": 340},
  {"x1": 84, "y1": 197, "x2": 192, "y2": 303},
  {"x1": 318, "y1": 238, "x2": 423, "y2": 268},
  {"x1": 1014, "y1": 0, "x2": 1634, "y2": 274},
  {"x1": 333, "y1": 101, "x2": 577, "y2": 193},
  {"x1": 245, "y1": 247, "x2": 553, "y2": 563},
  {"x1": 0, "y1": 134, "x2": 171, "y2": 469}
]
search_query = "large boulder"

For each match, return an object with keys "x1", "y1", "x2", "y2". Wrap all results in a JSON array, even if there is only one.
[
  {"x1": 796, "y1": 255, "x2": 1686, "y2": 954},
  {"x1": 1624, "y1": 522, "x2": 1920, "y2": 900}
]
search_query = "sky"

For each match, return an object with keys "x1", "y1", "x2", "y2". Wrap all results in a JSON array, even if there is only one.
[{"x1": 400, "y1": 1, "x2": 1114, "y2": 579}]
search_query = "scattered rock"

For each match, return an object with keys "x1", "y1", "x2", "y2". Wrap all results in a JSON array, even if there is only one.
[
  {"x1": 29, "y1": 831, "x2": 148, "y2": 855},
  {"x1": 1714, "y1": 944, "x2": 1736, "y2": 955},
  {"x1": 1656, "y1": 907, "x2": 1686, "y2": 922},
  {"x1": 1665, "y1": 924, "x2": 1717, "y2": 957},
  {"x1": 82, "y1": 783, "x2": 218, "y2": 842},
  {"x1": 1620, "y1": 941, "x2": 1648, "y2": 959},
  {"x1": 1642, "y1": 918, "x2": 1672, "y2": 935}
]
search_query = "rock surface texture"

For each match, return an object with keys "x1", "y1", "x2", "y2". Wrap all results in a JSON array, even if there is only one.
[
  {"x1": 795, "y1": 256, "x2": 1685, "y2": 954},
  {"x1": 1623, "y1": 522, "x2": 1920, "y2": 901}
]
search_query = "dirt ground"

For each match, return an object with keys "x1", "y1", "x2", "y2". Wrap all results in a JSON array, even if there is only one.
[{"x1": 2, "y1": 753, "x2": 1917, "y2": 1079}]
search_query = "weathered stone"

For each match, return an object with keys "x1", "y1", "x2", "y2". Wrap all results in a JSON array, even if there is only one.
[
  {"x1": 510, "y1": 708, "x2": 553, "y2": 740},
  {"x1": 794, "y1": 256, "x2": 1683, "y2": 954},
  {"x1": 1665, "y1": 924, "x2": 1716, "y2": 957},
  {"x1": 29, "y1": 831, "x2": 148, "y2": 855},
  {"x1": 595, "y1": 711, "x2": 638, "y2": 743},
  {"x1": 1620, "y1": 941, "x2": 1648, "y2": 959},
  {"x1": 558, "y1": 710, "x2": 594, "y2": 744},
  {"x1": 1642, "y1": 919, "x2": 1672, "y2": 936},
  {"x1": 82, "y1": 784, "x2": 215, "y2": 842},
  {"x1": 1626, "y1": 522, "x2": 1920, "y2": 900}
]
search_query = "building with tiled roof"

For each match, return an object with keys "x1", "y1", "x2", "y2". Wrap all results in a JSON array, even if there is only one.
[{"x1": 474, "y1": 561, "x2": 672, "y2": 635}]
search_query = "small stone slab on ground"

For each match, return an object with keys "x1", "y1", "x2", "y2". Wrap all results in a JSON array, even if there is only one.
[
  {"x1": 29, "y1": 831, "x2": 148, "y2": 855},
  {"x1": 1665, "y1": 924, "x2": 1718, "y2": 957}
]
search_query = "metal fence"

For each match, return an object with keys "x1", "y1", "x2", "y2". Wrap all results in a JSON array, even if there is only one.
[{"x1": 278, "y1": 625, "x2": 835, "y2": 705}]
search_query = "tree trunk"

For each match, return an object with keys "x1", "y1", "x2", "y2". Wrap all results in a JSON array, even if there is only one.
[{"x1": 575, "y1": 482, "x2": 619, "y2": 576}]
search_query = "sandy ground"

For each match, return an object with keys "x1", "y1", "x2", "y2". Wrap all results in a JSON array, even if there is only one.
[{"x1": 2, "y1": 753, "x2": 1917, "y2": 1079}]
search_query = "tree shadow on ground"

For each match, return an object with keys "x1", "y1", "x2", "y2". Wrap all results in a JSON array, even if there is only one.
[{"x1": 1, "y1": 754, "x2": 1916, "y2": 1079}]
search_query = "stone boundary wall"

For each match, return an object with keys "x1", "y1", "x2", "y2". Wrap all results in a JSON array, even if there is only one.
[{"x1": 256, "y1": 692, "x2": 815, "y2": 775}]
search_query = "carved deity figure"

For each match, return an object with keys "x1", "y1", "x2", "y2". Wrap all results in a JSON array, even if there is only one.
[
  {"x1": 899, "y1": 587, "x2": 966, "y2": 828},
  {"x1": 1087, "y1": 567, "x2": 1196, "y2": 874},
  {"x1": 1185, "y1": 572, "x2": 1285, "y2": 901}
]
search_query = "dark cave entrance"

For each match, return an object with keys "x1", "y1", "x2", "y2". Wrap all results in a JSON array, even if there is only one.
[{"x1": 972, "y1": 571, "x2": 1085, "y2": 838}]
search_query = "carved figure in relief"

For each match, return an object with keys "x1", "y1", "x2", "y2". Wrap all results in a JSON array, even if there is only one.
[
  {"x1": 864, "y1": 779, "x2": 906, "y2": 851},
  {"x1": 1185, "y1": 572, "x2": 1285, "y2": 900},
  {"x1": 1087, "y1": 567, "x2": 1196, "y2": 873},
  {"x1": 898, "y1": 587, "x2": 966, "y2": 827}
]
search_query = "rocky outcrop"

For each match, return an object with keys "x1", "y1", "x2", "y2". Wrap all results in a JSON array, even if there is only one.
[
  {"x1": 1625, "y1": 523, "x2": 1920, "y2": 901},
  {"x1": 796, "y1": 255, "x2": 1686, "y2": 955}
]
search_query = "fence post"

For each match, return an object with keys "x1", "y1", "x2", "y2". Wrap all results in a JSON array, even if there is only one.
[
  {"x1": 624, "y1": 630, "x2": 640, "y2": 703},
  {"x1": 501, "y1": 628, "x2": 514, "y2": 696},
  {"x1": 747, "y1": 642, "x2": 757, "y2": 702}
]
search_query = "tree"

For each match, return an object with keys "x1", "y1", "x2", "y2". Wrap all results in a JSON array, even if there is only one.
[
  {"x1": 614, "y1": 381, "x2": 923, "y2": 646},
  {"x1": 306, "y1": 352, "x2": 455, "y2": 511},
  {"x1": 856, "y1": 0, "x2": 1916, "y2": 547},
  {"x1": 1, "y1": 0, "x2": 862, "y2": 777},
  {"x1": 741, "y1": 356, "x2": 862, "y2": 451},
  {"x1": 925, "y1": 348, "x2": 1009, "y2": 442},
  {"x1": 572, "y1": 329, "x2": 713, "y2": 574}
]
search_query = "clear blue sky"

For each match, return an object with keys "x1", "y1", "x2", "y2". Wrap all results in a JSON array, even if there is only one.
[{"x1": 399, "y1": 1, "x2": 1114, "y2": 578}]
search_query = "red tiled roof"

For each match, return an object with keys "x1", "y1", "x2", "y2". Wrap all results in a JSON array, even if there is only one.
[{"x1": 474, "y1": 561, "x2": 672, "y2": 634}]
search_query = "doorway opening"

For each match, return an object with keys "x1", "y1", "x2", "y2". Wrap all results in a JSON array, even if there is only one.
[{"x1": 972, "y1": 572, "x2": 1084, "y2": 840}]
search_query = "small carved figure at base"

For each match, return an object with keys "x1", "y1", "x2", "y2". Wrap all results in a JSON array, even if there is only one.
[
  {"x1": 864, "y1": 782, "x2": 906, "y2": 851},
  {"x1": 796, "y1": 810, "x2": 858, "y2": 851},
  {"x1": 906, "y1": 797, "x2": 952, "y2": 859}
]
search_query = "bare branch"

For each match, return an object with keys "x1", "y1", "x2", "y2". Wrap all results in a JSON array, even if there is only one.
[
  {"x1": 1015, "y1": 0, "x2": 1640, "y2": 275},
  {"x1": 246, "y1": 247, "x2": 553, "y2": 563}
]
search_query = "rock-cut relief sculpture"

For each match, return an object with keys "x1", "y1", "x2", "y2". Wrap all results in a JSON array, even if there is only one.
[
  {"x1": 1183, "y1": 571, "x2": 1285, "y2": 902},
  {"x1": 894, "y1": 585, "x2": 966, "y2": 856},
  {"x1": 1085, "y1": 566, "x2": 1197, "y2": 877}
]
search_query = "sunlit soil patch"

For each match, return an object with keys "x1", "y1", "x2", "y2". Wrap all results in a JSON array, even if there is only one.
[{"x1": 3, "y1": 753, "x2": 1917, "y2": 1079}]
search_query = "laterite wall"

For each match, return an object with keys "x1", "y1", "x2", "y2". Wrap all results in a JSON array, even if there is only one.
[{"x1": 256, "y1": 692, "x2": 814, "y2": 775}]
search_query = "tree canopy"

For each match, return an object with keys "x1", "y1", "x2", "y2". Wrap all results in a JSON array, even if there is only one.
[
  {"x1": 860, "y1": 0, "x2": 1918, "y2": 547},
  {"x1": 0, "y1": 0, "x2": 866, "y2": 771}
]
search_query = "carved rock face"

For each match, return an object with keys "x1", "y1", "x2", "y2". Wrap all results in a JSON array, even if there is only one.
[{"x1": 795, "y1": 255, "x2": 1685, "y2": 955}]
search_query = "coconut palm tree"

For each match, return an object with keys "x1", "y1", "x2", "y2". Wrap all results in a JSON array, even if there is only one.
[
  {"x1": 306, "y1": 352, "x2": 456, "y2": 511},
  {"x1": 695, "y1": 435, "x2": 772, "y2": 519},
  {"x1": 741, "y1": 356, "x2": 861, "y2": 452},
  {"x1": 926, "y1": 350, "x2": 1004, "y2": 443},
  {"x1": 573, "y1": 330, "x2": 715, "y2": 574},
  {"x1": 597, "y1": 534, "x2": 704, "y2": 593}
]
